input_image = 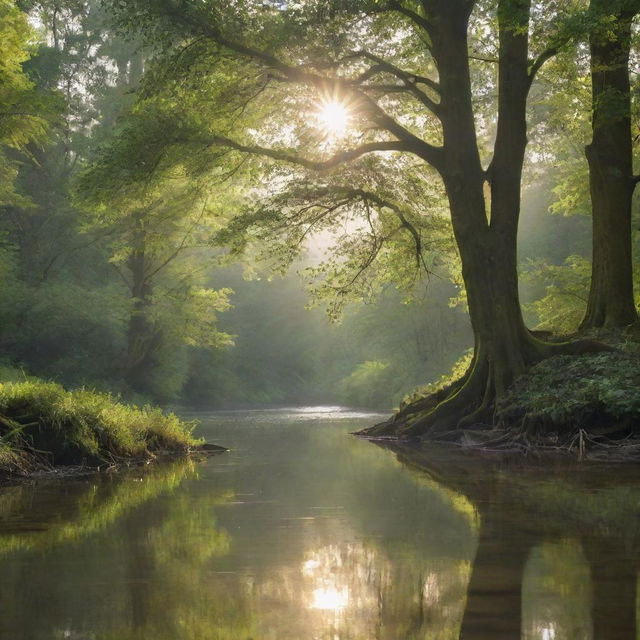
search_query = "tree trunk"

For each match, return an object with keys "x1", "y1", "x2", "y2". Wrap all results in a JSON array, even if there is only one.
[
  {"x1": 437, "y1": 0, "x2": 537, "y2": 396},
  {"x1": 581, "y1": 0, "x2": 639, "y2": 330},
  {"x1": 125, "y1": 215, "x2": 159, "y2": 395},
  {"x1": 359, "y1": 0, "x2": 547, "y2": 438}
]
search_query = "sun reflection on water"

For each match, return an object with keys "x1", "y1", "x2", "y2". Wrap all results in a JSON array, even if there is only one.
[{"x1": 310, "y1": 586, "x2": 350, "y2": 611}]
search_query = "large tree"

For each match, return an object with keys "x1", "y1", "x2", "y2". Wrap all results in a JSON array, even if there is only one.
[
  {"x1": 581, "y1": 0, "x2": 640, "y2": 330},
  {"x1": 102, "y1": 0, "x2": 606, "y2": 437}
]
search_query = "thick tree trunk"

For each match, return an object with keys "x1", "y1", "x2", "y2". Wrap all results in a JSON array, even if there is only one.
[
  {"x1": 437, "y1": 0, "x2": 537, "y2": 397},
  {"x1": 581, "y1": 0, "x2": 639, "y2": 330},
  {"x1": 358, "y1": 1, "x2": 545, "y2": 439},
  {"x1": 356, "y1": 1, "x2": 616, "y2": 441}
]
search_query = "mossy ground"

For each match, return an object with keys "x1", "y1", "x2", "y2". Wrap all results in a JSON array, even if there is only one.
[
  {"x1": 497, "y1": 351, "x2": 640, "y2": 436},
  {"x1": 392, "y1": 331, "x2": 640, "y2": 459},
  {"x1": 0, "y1": 377, "x2": 202, "y2": 479}
]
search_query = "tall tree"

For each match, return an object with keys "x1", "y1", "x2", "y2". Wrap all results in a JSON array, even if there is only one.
[
  {"x1": 581, "y1": 0, "x2": 640, "y2": 330},
  {"x1": 103, "y1": 0, "x2": 606, "y2": 437},
  {"x1": 75, "y1": 112, "x2": 235, "y2": 397}
]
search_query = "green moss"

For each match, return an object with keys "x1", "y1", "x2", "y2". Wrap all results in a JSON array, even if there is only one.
[
  {"x1": 497, "y1": 351, "x2": 640, "y2": 433},
  {"x1": 0, "y1": 379, "x2": 200, "y2": 476},
  {"x1": 400, "y1": 350, "x2": 473, "y2": 410}
]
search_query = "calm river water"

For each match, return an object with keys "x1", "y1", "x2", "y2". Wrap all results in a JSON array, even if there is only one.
[{"x1": 0, "y1": 407, "x2": 638, "y2": 639}]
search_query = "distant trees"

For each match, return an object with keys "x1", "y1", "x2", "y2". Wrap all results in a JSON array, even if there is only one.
[
  {"x1": 0, "y1": 0, "x2": 57, "y2": 207},
  {"x1": 2, "y1": 0, "x2": 639, "y2": 418}
]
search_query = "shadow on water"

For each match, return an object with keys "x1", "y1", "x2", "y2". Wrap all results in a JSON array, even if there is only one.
[{"x1": 0, "y1": 408, "x2": 638, "y2": 639}]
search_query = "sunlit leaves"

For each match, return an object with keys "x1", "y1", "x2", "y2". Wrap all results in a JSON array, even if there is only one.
[{"x1": 0, "y1": 0, "x2": 58, "y2": 205}]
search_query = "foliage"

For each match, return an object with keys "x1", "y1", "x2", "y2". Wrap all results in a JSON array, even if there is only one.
[
  {"x1": 0, "y1": 378, "x2": 199, "y2": 474},
  {"x1": 339, "y1": 360, "x2": 397, "y2": 410},
  {"x1": 0, "y1": 0, "x2": 58, "y2": 206},
  {"x1": 497, "y1": 351, "x2": 640, "y2": 431},
  {"x1": 400, "y1": 350, "x2": 474, "y2": 410},
  {"x1": 523, "y1": 255, "x2": 590, "y2": 333}
]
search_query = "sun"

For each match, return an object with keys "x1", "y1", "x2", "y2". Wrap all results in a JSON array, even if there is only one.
[{"x1": 315, "y1": 100, "x2": 350, "y2": 138}]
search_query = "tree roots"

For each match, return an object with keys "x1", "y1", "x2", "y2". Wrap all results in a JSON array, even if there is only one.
[{"x1": 354, "y1": 334, "x2": 623, "y2": 455}]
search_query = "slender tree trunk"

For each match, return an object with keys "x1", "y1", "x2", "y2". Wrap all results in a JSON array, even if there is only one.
[
  {"x1": 581, "y1": 0, "x2": 639, "y2": 330},
  {"x1": 125, "y1": 215, "x2": 158, "y2": 394}
]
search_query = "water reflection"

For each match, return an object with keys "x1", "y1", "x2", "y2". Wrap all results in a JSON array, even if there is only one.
[
  {"x1": 390, "y1": 443, "x2": 640, "y2": 639},
  {"x1": 0, "y1": 410, "x2": 638, "y2": 638}
]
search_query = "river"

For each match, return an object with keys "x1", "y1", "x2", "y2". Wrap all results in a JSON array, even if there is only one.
[{"x1": 0, "y1": 407, "x2": 637, "y2": 639}]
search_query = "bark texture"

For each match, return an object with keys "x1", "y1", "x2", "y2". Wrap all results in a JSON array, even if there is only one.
[
  {"x1": 581, "y1": 0, "x2": 639, "y2": 330},
  {"x1": 358, "y1": 0, "x2": 618, "y2": 441},
  {"x1": 360, "y1": 0, "x2": 551, "y2": 439}
]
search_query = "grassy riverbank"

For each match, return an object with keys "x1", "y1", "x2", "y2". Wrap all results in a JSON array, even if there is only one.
[{"x1": 0, "y1": 377, "x2": 203, "y2": 479}]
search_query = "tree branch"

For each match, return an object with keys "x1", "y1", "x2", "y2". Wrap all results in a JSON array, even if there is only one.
[
  {"x1": 209, "y1": 135, "x2": 444, "y2": 172},
  {"x1": 385, "y1": 1, "x2": 432, "y2": 33},
  {"x1": 527, "y1": 46, "x2": 558, "y2": 86},
  {"x1": 349, "y1": 50, "x2": 441, "y2": 115},
  {"x1": 173, "y1": 15, "x2": 443, "y2": 166}
]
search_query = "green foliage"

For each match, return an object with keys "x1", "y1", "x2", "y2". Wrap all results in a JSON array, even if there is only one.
[
  {"x1": 523, "y1": 255, "x2": 590, "y2": 333},
  {"x1": 339, "y1": 360, "x2": 397, "y2": 410},
  {"x1": 0, "y1": 0, "x2": 59, "y2": 206},
  {"x1": 497, "y1": 351, "x2": 640, "y2": 430},
  {"x1": 400, "y1": 349, "x2": 474, "y2": 409},
  {"x1": 0, "y1": 378, "x2": 199, "y2": 473}
]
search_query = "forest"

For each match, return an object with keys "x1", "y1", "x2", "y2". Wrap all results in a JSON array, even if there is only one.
[
  {"x1": 2, "y1": 1, "x2": 640, "y2": 638},
  {"x1": 0, "y1": 0, "x2": 640, "y2": 458},
  {"x1": 0, "y1": 0, "x2": 638, "y2": 466}
]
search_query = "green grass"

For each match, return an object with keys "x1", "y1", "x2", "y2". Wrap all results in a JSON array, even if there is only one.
[{"x1": 0, "y1": 378, "x2": 200, "y2": 477}]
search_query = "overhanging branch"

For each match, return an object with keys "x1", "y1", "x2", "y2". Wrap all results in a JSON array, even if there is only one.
[
  {"x1": 208, "y1": 135, "x2": 441, "y2": 170},
  {"x1": 527, "y1": 46, "x2": 558, "y2": 87}
]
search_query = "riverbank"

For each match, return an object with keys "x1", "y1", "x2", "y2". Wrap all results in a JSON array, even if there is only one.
[
  {"x1": 0, "y1": 378, "x2": 225, "y2": 482},
  {"x1": 358, "y1": 331, "x2": 640, "y2": 460}
]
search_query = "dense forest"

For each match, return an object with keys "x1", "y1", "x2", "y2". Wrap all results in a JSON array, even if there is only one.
[{"x1": 0, "y1": 0, "x2": 639, "y2": 467}]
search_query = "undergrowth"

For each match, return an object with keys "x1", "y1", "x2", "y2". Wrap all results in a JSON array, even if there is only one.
[
  {"x1": 497, "y1": 352, "x2": 640, "y2": 435},
  {"x1": 0, "y1": 378, "x2": 200, "y2": 477}
]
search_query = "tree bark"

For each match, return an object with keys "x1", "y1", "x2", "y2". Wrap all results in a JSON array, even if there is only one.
[
  {"x1": 358, "y1": 0, "x2": 620, "y2": 440},
  {"x1": 435, "y1": 0, "x2": 537, "y2": 391},
  {"x1": 581, "y1": 0, "x2": 639, "y2": 330},
  {"x1": 359, "y1": 1, "x2": 547, "y2": 439}
]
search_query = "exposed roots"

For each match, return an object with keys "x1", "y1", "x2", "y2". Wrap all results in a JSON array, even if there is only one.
[{"x1": 355, "y1": 334, "x2": 620, "y2": 447}]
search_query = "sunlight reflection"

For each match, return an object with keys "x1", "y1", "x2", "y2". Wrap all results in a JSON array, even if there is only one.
[{"x1": 310, "y1": 586, "x2": 349, "y2": 610}]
